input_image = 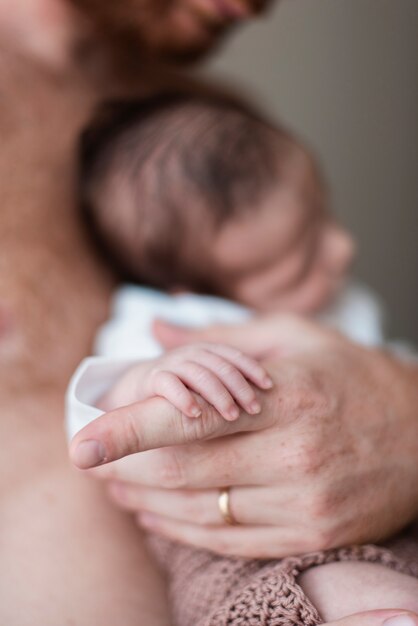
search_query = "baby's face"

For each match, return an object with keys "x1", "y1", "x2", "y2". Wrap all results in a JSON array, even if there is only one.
[{"x1": 211, "y1": 149, "x2": 355, "y2": 315}]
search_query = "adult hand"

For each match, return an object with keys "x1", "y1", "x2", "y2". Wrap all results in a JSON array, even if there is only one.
[{"x1": 70, "y1": 314, "x2": 418, "y2": 558}]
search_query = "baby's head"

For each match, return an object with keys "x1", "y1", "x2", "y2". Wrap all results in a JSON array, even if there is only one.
[{"x1": 81, "y1": 93, "x2": 354, "y2": 314}]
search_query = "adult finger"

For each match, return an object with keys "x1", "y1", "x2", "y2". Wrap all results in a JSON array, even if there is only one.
[
  {"x1": 136, "y1": 513, "x2": 306, "y2": 559},
  {"x1": 324, "y1": 612, "x2": 418, "y2": 626},
  {"x1": 107, "y1": 483, "x2": 299, "y2": 526},
  {"x1": 109, "y1": 483, "x2": 225, "y2": 525},
  {"x1": 88, "y1": 425, "x2": 284, "y2": 488},
  {"x1": 70, "y1": 394, "x2": 273, "y2": 470}
]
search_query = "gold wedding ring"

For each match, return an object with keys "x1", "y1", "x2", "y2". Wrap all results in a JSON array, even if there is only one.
[{"x1": 218, "y1": 487, "x2": 238, "y2": 525}]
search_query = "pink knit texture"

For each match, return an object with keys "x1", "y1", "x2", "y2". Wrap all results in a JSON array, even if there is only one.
[{"x1": 148, "y1": 523, "x2": 418, "y2": 626}]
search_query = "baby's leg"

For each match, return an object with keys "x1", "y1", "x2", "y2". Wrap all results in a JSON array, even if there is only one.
[
  {"x1": 148, "y1": 534, "x2": 418, "y2": 626},
  {"x1": 0, "y1": 395, "x2": 170, "y2": 626},
  {"x1": 299, "y1": 561, "x2": 418, "y2": 622}
]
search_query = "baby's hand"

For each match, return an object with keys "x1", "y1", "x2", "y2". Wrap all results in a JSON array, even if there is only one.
[{"x1": 101, "y1": 344, "x2": 273, "y2": 421}]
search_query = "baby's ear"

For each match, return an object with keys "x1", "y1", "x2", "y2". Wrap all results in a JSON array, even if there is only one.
[{"x1": 152, "y1": 319, "x2": 193, "y2": 348}]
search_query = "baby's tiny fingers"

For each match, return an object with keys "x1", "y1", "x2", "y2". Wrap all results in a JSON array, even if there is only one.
[
  {"x1": 189, "y1": 351, "x2": 261, "y2": 416},
  {"x1": 170, "y1": 361, "x2": 241, "y2": 421},
  {"x1": 204, "y1": 344, "x2": 273, "y2": 390},
  {"x1": 151, "y1": 370, "x2": 202, "y2": 418}
]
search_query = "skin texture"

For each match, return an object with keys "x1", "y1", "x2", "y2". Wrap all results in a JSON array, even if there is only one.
[
  {"x1": 70, "y1": 315, "x2": 418, "y2": 618},
  {"x1": 71, "y1": 315, "x2": 418, "y2": 556},
  {"x1": 99, "y1": 342, "x2": 273, "y2": 420}
]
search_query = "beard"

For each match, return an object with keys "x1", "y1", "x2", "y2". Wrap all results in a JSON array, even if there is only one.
[{"x1": 71, "y1": 0, "x2": 243, "y2": 65}]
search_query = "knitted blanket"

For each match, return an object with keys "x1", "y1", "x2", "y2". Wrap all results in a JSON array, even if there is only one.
[{"x1": 149, "y1": 523, "x2": 418, "y2": 626}]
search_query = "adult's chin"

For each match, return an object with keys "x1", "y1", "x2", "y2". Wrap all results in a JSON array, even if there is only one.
[
  {"x1": 148, "y1": 24, "x2": 235, "y2": 64},
  {"x1": 156, "y1": 0, "x2": 278, "y2": 63}
]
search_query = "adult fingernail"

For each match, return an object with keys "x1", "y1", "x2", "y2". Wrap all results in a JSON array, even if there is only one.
[
  {"x1": 72, "y1": 439, "x2": 107, "y2": 469},
  {"x1": 383, "y1": 616, "x2": 418, "y2": 626}
]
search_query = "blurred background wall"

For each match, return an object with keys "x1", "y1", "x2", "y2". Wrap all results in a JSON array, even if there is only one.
[{"x1": 205, "y1": 0, "x2": 418, "y2": 342}]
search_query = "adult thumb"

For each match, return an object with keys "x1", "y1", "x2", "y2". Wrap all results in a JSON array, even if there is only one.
[
  {"x1": 69, "y1": 393, "x2": 267, "y2": 470},
  {"x1": 324, "y1": 611, "x2": 418, "y2": 626}
]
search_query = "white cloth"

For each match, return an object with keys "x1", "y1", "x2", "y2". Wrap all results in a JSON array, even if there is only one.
[{"x1": 66, "y1": 281, "x2": 385, "y2": 440}]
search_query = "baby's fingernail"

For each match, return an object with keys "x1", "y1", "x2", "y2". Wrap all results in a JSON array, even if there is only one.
[
  {"x1": 262, "y1": 376, "x2": 274, "y2": 389},
  {"x1": 248, "y1": 401, "x2": 261, "y2": 415},
  {"x1": 384, "y1": 616, "x2": 418, "y2": 626},
  {"x1": 227, "y1": 406, "x2": 240, "y2": 420},
  {"x1": 190, "y1": 406, "x2": 202, "y2": 417},
  {"x1": 72, "y1": 439, "x2": 107, "y2": 469}
]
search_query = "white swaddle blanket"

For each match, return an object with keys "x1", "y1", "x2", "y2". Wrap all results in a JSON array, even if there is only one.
[{"x1": 66, "y1": 280, "x2": 384, "y2": 440}]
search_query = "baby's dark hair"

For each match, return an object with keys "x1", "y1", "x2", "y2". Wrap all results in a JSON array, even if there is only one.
[{"x1": 80, "y1": 92, "x2": 292, "y2": 292}]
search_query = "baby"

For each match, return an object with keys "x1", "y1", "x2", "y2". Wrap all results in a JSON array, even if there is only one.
[{"x1": 68, "y1": 93, "x2": 418, "y2": 624}]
